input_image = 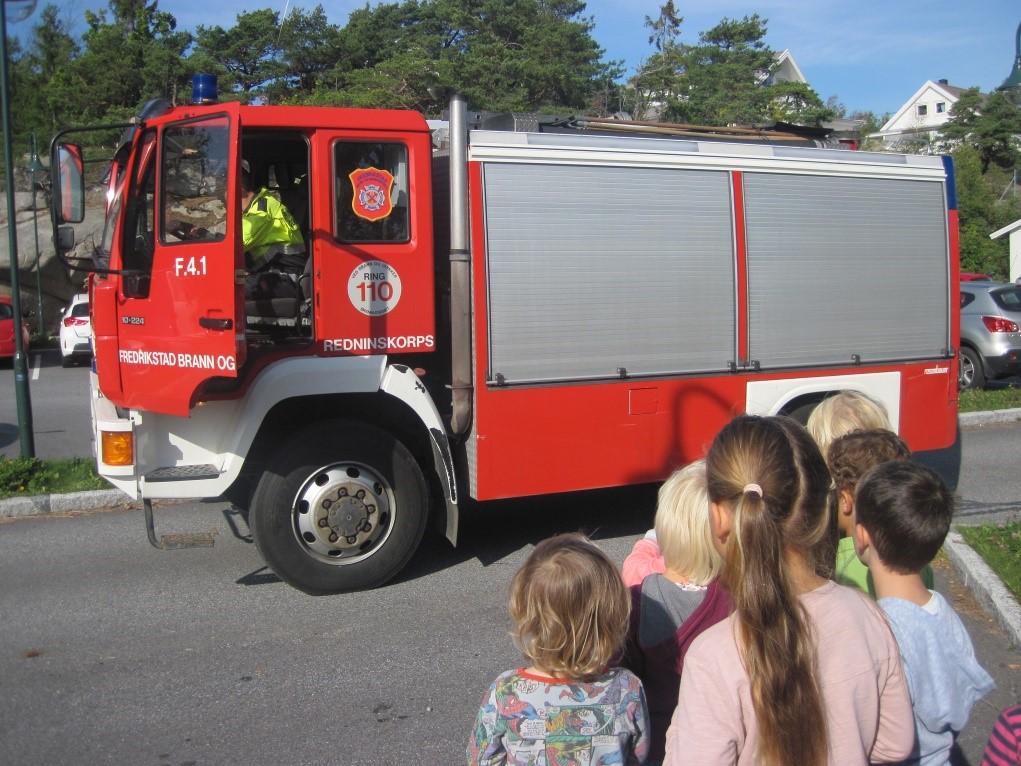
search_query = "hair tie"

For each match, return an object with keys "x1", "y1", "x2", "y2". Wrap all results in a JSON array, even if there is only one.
[{"x1": 743, "y1": 483, "x2": 763, "y2": 498}]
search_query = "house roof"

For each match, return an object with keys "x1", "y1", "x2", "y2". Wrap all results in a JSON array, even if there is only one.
[
  {"x1": 773, "y1": 50, "x2": 807, "y2": 84},
  {"x1": 879, "y1": 80, "x2": 966, "y2": 132},
  {"x1": 990, "y1": 218, "x2": 1021, "y2": 240}
]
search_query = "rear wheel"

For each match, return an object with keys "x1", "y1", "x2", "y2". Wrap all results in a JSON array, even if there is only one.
[
  {"x1": 958, "y1": 347, "x2": 985, "y2": 390},
  {"x1": 249, "y1": 419, "x2": 429, "y2": 595}
]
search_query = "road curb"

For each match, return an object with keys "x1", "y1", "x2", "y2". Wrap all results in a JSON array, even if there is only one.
[
  {"x1": 0, "y1": 488, "x2": 136, "y2": 519},
  {"x1": 944, "y1": 530, "x2": 1021, "y2": 650},
  {"x1": 960, "y1": 407, "x2": 1021, "y2": 427}
]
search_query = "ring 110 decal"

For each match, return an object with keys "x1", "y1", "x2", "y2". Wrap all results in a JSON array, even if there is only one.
[{"x1": 348, "y1": 260, "x2": 402, "y2": 316}]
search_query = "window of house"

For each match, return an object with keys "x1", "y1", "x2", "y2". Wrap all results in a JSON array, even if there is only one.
[
  {"x1": 936, "y1": 102, "x2": 946, "y2": 113},
  {"x1": 917, "y1": 105, "x2": 928, "y2": 117},
  {"x1": 334, "y1": 141, "x2": 410, "y2": 243}
]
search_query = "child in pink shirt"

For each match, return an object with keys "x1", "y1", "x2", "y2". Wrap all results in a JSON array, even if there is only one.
[{"x1": 663, "y1": 415, "x2": 914, "y2": 766}]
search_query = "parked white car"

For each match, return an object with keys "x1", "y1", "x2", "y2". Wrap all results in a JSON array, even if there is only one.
[{"x1": 59, "y1": 293, "x2": 91, "y2": 367}]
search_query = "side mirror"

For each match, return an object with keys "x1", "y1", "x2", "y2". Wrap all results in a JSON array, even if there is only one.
[
  {"x1": 55, "y1": 225, "x2": 75, "y2": 253},
  {"x1": 52, "y1": 143, "x2": 85, "y2": 224}
]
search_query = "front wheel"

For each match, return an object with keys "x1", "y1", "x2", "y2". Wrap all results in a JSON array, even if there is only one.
[{"x1": 249, "y1": 420, "x2": 429, "y2": 595}]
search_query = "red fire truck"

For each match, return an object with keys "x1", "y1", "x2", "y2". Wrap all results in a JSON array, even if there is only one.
[{"x1": 50, "y1": 85, "x2": 960, "y2": 594}]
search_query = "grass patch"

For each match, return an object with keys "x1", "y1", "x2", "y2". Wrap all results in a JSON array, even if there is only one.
[
  {"x1": 958, "y1": 386, "x2": 1021, "y2": 413},
  {"x1": 0, "y1": 456, "x2": 107, "y2": 499},
  {"x1": 957, "y1": 523, "x2": 1021, "y2": 602}
]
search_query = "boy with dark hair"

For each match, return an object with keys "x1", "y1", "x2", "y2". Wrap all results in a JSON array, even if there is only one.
[{"x1": 854, "y1": 460, "x2": 995, "y2": 766}]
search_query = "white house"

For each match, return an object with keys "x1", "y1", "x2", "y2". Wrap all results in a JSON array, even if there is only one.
[
  {"x1": 990, "y1": 218, "x2": 1021, "y2": 282},
  {"x1": 768, "y1": 49, "x2": 807, "y2": 85},
  {"x1": 872, "y1": 79, "x2": 967, "y2": 147}
]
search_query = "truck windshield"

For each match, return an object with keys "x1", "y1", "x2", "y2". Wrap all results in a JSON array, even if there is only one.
[{"x1": 98, "y1": 184, "x2": 123, "y2": 267}]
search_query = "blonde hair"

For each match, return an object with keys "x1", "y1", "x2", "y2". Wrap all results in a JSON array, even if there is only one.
[
  {"x1": 806, "y1": 390, "x2": 891, "y2": 457},
  {"x1": 655, "y1": 460, "x2": 721, "y2": 585},
  {"x1": 707, "y1": 415, "x2": 833, "y2": 766},
  {"x1": 509, "y1": 533, "x2": 630, "y2": 680}
]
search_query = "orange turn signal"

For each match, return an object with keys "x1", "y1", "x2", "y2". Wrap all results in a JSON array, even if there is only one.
[{"x1": 101, "y1": 431, "x2": 134, "y2": 466}]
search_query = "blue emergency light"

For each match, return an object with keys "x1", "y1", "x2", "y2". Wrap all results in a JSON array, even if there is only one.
[{"x1": 191, "y1": 74, "x2": 218, "y2": 105}]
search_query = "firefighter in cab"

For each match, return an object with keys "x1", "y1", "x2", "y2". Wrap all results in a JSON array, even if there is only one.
[{"x1": 241, "y1": 159, "x2": 305, "y2": 273}]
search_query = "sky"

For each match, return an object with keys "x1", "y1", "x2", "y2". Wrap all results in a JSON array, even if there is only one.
[{"x1": 23, "y1": 0, "x2": 1021, "y2": 118}]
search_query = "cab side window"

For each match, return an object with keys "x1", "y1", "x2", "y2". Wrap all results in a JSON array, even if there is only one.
[
  {"x1": 334, "y1": 141, "x2": 409, "y2": 243},
  {"x1": 162, "y1": 117, "x2": 229, "y2": 244}
]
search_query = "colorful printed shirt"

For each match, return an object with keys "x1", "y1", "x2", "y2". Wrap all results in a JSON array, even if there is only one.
[{"x1": 467, "y1": 667, "x2": 650, "y2": 766}]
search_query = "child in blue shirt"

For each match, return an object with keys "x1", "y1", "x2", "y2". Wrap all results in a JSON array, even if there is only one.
[{"x1": 853, "y1": 461, "x2": 995, "y2": 766}]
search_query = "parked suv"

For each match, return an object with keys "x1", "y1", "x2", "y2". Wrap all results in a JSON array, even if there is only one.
[
  {"x1": 959, "y1": 281, "x2": 1021, "y2": 389},
  {"x1": 59, "y1": 293, "x2": 91, "y2": 367}
]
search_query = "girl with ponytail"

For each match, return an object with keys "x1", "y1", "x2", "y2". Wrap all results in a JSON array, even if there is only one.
[{"x1": 662, "y1": 415, "x2": 914, "y2": 766}]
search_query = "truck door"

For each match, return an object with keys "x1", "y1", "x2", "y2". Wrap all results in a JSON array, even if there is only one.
[
  {"x1": 113, "y1": 106, "x2": 243, "y2": 417},
  {"x1": 313, "y1": 131, "x2": 435, "y2": 355}
]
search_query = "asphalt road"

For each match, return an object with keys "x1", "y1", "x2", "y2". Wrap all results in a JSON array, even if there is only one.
[
  {"x1": 1, "y1": 424, "x2": 1020, "y2": 765},
  {"x1": 0, "y1": 348, "x2": 93, "y2": 459}
]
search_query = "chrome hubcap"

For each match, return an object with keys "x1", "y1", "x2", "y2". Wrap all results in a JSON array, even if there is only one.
[{"x1": 292, "y1": 463, "x2": 393, "y2": 564}]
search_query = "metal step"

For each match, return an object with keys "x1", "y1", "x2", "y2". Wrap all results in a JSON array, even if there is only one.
[
  {"x1": 144, "y1": 464, "x2": 220, "y2": 482},
  {"x1": 144, "y1": 499, "x2": 216, "y2": 550}
]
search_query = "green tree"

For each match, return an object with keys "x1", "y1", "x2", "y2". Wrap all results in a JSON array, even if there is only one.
[
  {"x1": 943, "y1": 87, "x2": 1021, "y2": 173},
  {"x1": 953, "y1": 144, "x2": 1019, "y2": 278},
  {"x1": 265, "y1": 5, "x2": 343, "y2": 101},
  {"x1": 625, "y1": 1, "x2": 687, "y2": 120},
  {"x1": 671, "y1": 15, "x2": 775, "y2": 125},
  {"x1": 445, "y1": 0, "x2": 614, "y2": 112},
  {"x1": 64, "y1": 0, "x2": 190, "y2": 121},
  {"x1": 310, "y1": 0, "x2": 614, "y2": 114},
  {"x1": 192, "y1": 9, "x2": 283, "y2": 100},
  {"x1": 629, "y1": 10, "x2": 832, "y2": 126}
]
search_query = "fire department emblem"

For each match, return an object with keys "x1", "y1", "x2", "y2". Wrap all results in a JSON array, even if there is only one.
[{"x1": 349, "y1": 167, "x2": 395, "y2": 222}]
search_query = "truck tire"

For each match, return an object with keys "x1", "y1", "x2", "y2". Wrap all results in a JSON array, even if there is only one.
[
  {"x1": 249, "y1": 419, "x2": 429, "y2": 595},
  {"x1": 958, "y1": 347, "x2": 985, "y2": 390}
]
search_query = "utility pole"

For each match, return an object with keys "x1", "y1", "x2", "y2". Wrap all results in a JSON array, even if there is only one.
[
  {"x1": 0, "y1": 0, "x2": 35, "y2": 457},
  {"x1": 30, "y1": 133, "x2": 44, "y2": 326}
]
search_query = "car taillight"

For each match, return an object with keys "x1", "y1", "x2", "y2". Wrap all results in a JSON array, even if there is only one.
[
  {"x1": 981, "y1": 316, "x2": 1019, "y2": 333},
  {"x1": 63, "y1": 317, "x2": 88, "y2": 327}
]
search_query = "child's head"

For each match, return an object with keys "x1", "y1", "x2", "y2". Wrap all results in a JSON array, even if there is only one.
[
  {"x1": 655, "y1": 459, "x2": 721, "y2": 585},
  {"x1": 707, "y1": 415, "x2": 833, "y2": 579},
  {"x1": 705, "y1": 415, "x2": 831, "y2": 766},
  {"x1": 806, "y1": 390, "x2": 891, "y2": 457},
  {"x1": 827, "y1": 429, "x2": 911, "y2": 536},
  {"x1": 509, "y1": 533, "x2": 630, "y2": 680},
  {"x1": 854, "y1": 460, "x2": 953, "y2": 574}
]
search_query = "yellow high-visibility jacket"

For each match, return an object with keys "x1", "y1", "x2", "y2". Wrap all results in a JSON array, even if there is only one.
[{"x1": 243, "y1": 188, "x2": 303, "y2": 265}]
